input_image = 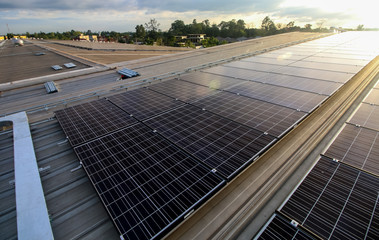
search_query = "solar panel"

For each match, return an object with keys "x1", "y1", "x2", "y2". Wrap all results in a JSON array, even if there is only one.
[
  {"x1": 280, "y1": 45, "x2": 324, "y2": 54},
  {"x1": 265, "y1": 49, "x2": 311, "y2": 56},
  {"x1": 224, "y1": 61, "x2": 283, "y2": 72},
  {"x1": 191, "y1": 91, "x2": 306, "y2": 138},
  {"x1": 255, "y1": 214, "x2": 317, "y2": 240},
  {"x1": 364, "y1": 89, "x2": 379, "y2": 105},
  {"x1": 302, "y1": 56, "x2": 370, "y2": 66},
  {"x1": 178, "y1": 71, "x2": 245, "y2": 90},
  {"x1": 226, "y1": 81, "x2": 327, "y2": 113},
  {"x1": 289, "y1": 61, "x2": 364, "y2": 74},
  {"x1": 144, "y1": 104, "x2": 276, "y2": 180},
  {"x1": 257, "y1": 52, "x2": 310, "y2": 61},
  {"x1": 202, "y1": 66, "x2": 269, "y2": 82},
  {"x1": 107, "y1": 88, "x2": 184, "y2": 121},
  {"x1": 348, "y1": 103, "x2": 379, "y2": 132},
  {"x1": 74, "y1": 123, "x2": 225, "y2": 240},
  {"x1": 323, "y1": 124, "x2": 379, "y2": 175},
  {"x1": 55, "y1": 99, "x2": 137, "y2": 146},
  {"x1": 259, "y1": 73, "x2": 342, "y2": 96},
  {"x1": 270, "y1": 66, "x2": 355, "y2": 83},
  {"x1": 148, "y1": 79, "x2": 217, "y2": 103},
  {"x1": 314, "y1": 52, "x2": 375, "y2": 61},
  {"x1": 242, "y1": 56, "x2": 296, "y2": 66},
  {"x1": 280, "y1": 156, "x2": 379, "y2": 240}
]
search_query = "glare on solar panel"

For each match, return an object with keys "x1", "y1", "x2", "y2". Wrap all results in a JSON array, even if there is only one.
[{"x1": 280, "y1": 156, "x2": 379, "y2": 239}]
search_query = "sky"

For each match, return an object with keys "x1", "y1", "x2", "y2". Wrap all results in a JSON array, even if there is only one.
[{"x1": 0, "y1": 0, "x2": 377, "y2": 35}]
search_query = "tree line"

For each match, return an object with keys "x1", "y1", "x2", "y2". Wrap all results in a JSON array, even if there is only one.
[{"x1": 16, "y1": 17, "x2": 367, "y2": 48}]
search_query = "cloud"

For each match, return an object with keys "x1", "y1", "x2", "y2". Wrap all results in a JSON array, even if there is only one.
[
  {"x1": 278, "y1": 6, "x2": 351, "y2": 20},
  {"x1": 0, "y1": 0, "x2": 377, "y2": 34},
  {"x1": 0, "y1": 0, "x2": 137, "y2": 10},
  {"x1": 136, "y1": 0, "x2": 283, "y2": 13},
  {"x1": 0, "y1": 0, "x2": 284, "y2": 12}
]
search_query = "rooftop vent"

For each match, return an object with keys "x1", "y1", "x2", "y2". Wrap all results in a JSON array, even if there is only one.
[
  {"x1": 117, "y1": 68, "x2": 140, "y2": 80},
  {"x1": 51, "y1": 65, "x2": 62, "y2": 71}
]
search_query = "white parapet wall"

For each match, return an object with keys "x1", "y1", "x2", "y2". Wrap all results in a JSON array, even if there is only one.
[{"x1": 0, "y1": 112, "x2": 54, "y2": 240}]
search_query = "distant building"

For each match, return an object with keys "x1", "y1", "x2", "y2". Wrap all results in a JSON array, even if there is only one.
[
  {"x1": 187, "y1": 34, "x2": 206, "y2": 43},
  {"x1": 75, "y1": 34, "x2": 98, "y2": 41},
  {"x1": 175, "y1": 34, "x2": 206, "y2": 46}
]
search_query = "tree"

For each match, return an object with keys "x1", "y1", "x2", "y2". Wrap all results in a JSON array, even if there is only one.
[
  {"x1": 202, "y1": 19, "x2": 210, "y2": 28},
  {"x1": 304, "y1": 24, "x2": 312, "y2": 30},
  {"x1": 169, "y1": 20, "x2": 187, "y2": 36},
  {"x1": 205, "y1": 24, "x2": 220, "y2": 37},
  {"x1": 145, "y1": 18, "x2": 160, "y2": 32},
  {"x1": 190, "y1": 19, "x2": 203, "y2": 34},
  {"x1": 7, "y1": 33, "x2": 14, "y2": 39},
  {"x1": 261, "y1": 16, "x2": 277, "y2": 35},
  {"x1": 316, "y1": 20, "x2": 325, "y2": 30},
  {"x1": 357, "y1": 24, "x2": 364, "y2": 31},
  {"x1": 286, "y1": 21, "x2": 295, "y2": 28},
  {"x1": 218, "y1": 19, "x2": 246, "y2": 38},
  {"x1": 135, "y1": 24, "x2": 146, "y2": 42},
  {"x1": 145, "y1": 18, "x2": 161, "y2": 42},
  {"x1": 201, "y1": 36, "x2": 219, "y2": 48}
]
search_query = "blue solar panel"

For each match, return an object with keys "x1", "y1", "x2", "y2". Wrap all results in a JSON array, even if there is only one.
[
  {"x1": 144, "y1": 104, "x2": 276, "y2": 179},
  {"x1": 75, "y1": 123, "x2": 225, "y2": 239},
  {"x1": 55, "y1": 99, "x2": 137, "y2": 146}
]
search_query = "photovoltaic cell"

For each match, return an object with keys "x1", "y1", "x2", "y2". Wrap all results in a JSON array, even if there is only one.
[
  {"x1": 265, "y1": 49, "x2": 311, "y2": 56},
  {"x1": 224, "y1": 61, "x2": 283, "y2": 72},
  {"x1": 144, "y1": 104, "x2": 276, "y2": 179},
  {"x1": 74, "y1": 123, "x2": 225, "y2": 240},
  {"x1": 255, "y1": 214, "x2": 317, "y2": 240},
  {"x1": 242, "y1": 56, "x2": 296, "y2": 66},
  {"x1": 270, "y1": 66, "x2": 355, "y2": 83},
  {"x1": 281, "y1": 46, "x2": 324, "y2": 54},
  {"x1": 303, "y1": 56, "x2": 370, "y2": 66},
  {"x1": 289, "y1": 61, "x2": 364, "y2": 74},
  {"x1": 314, "y1": 52, "x2": 375, "y2": 61},
  {"x1": 191, "y1": 91, "x2": 306, "y2": 137},
  {"x1": 107, "y1": 88, "x2": 184, "y2": 121},
  {"x1": 226, "y1": 81, "x2": 327, "y2": 113},
  {"x1": 323, "y1": 48, "x2": 375, "y2": 57},
  {"x1": 348, "y1": 103, "x2": 379, "y2": 132},
  {"x1": 148, "y1": 79, "x2": 216, "y2": 103},
  {"x1": 259, "y1": 73, "x2": 342, "y2": 96},
  {"x1": 280, "y1": 156, "x2": 379, "y2": 240},
  {"x1": 257, "y1": 52, "x2": 310, "y2": 61},
  {"x1": 324, "y1": 124, "x2": 379, "y2": 175},
  {"x1": 364, "y1": 89, "x2": 379, "y2": 105},
  {"x1": 55, "y1": 99, "x2": 137, "y2": 146},
  {"x1": 202, "y1": 66, "x2": 269, "y2": 82},
  {"x1": 178, "y1": 71, "x2": 245, "y2": 90}
]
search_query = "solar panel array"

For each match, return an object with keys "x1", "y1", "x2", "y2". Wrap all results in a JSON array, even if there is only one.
[
  {"x1": 75, "y1": 123, "x2": 225, "y2": 239},
  {"x1": 55, "y1": 32, "x2": 379, "y2": 239},
  {"x1": 55, "y1": 99, "x2": 137, "y2": 146},
  {"x1": 255, "y1": 32, "x2": 379, "y2": 240},
  {"x1": 145, "y1": 105, "x2": 276, "y2": 180}
]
